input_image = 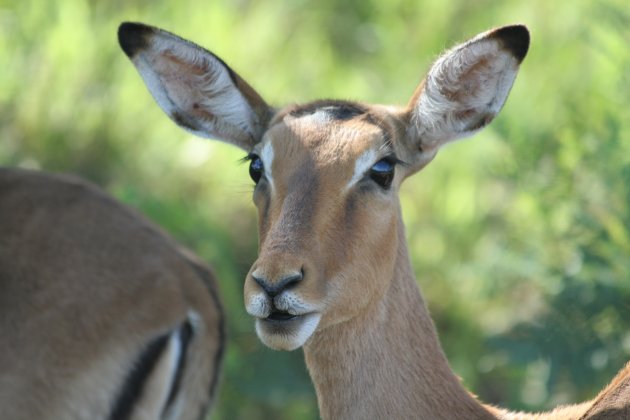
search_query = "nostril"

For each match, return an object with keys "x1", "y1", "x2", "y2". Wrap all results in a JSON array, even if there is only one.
[
  {"x1": 252, "y1": 271, "x2": 303, "y2": 297},
  {"x1": 252, "y1": 274, "x2": 273, "y2": 296},
  {"x1": 280, "y1": 271, "x2": 303, "y2": 291}
]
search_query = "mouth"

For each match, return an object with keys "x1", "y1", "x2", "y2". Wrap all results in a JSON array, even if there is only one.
[
  {"x1": 255, "y1": 310, "x2": 322, "y2": 351},
  {"x1": 265, "y1": 309, "x2": 299, "y2": 323}
]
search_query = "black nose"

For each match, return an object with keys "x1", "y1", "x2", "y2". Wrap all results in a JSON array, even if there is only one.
[{"x1": 252, "y1": 271, "x2": 304, "y2": 297}]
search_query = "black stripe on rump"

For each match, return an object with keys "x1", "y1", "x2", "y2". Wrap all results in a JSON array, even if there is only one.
[
  {"x1": 108, "y1": 319, "x2": 194, "y2": 420},
  {"x1": 164, "y1": 319, "x2": 194, "y2": 411},
  {"x1": 108, "y1": 332, "x2": 170, "y2": 420}
]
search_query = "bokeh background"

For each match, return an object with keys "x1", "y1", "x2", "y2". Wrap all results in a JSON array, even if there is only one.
[{"x1": 1, "y1": 0, "x2": 629, "y2": 418}]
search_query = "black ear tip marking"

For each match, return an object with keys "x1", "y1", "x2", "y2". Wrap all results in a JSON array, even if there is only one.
[
  {"x1": 118, "y1": 22, "x2": 154, "y2": 58},
  {"x1": 492, "y1": 24, "x2": 530, "y2": 63}
]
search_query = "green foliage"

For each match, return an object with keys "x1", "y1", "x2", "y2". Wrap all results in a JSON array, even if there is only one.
[{"x1": 1, "y1": 0, "x2": 628, "y2": 418}]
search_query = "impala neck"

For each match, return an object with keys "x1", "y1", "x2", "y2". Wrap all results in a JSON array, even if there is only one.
[{"x1": 303, "y1": 216, "x2": 495, "y2": 420}]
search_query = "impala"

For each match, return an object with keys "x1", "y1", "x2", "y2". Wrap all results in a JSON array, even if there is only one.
[
  {"x1": 119, "y1": 22, "x2": 630, "y2": 419},
  {"x1": 0, "y1": 168, "x2": 224, "y2": 420}
]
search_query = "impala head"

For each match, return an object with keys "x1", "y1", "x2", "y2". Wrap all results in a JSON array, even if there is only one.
[{"x1": 119, "y1": 22, "x2": 529, "y2": 350}]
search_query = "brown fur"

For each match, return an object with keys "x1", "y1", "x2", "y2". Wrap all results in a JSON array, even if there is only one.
[
  {"x1": 0, "y1": 168, "x2": 224, "y2": 420},
  {"x1": 120, "y1": 22, "x2": 629, "y2": 419}
]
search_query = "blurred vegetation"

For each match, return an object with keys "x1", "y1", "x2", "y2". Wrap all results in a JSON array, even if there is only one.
[{"x1": 1, "y1": 0, "x2": 629, "y2": 418}]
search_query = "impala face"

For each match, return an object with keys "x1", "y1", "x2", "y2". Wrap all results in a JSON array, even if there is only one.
[
  {"x1": 242, "y1": 104, "x2": 420, "y2": 350},
  {"x1": 119, "y1": 22, "x2": 529, "y2": 351}
]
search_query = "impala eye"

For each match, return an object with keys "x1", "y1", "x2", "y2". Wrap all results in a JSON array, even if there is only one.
[
  {"x1": 369, "y1": 158, "x2": 395, "y2": 189},
  {"x1": 248, "y1": 154, "x2": 264, "y2": 184}
]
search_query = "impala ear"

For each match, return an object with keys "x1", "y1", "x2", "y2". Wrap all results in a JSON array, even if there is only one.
[
  {"x1": 406, "y1": 25, "x2": 529, "y2": 155},
  {"x1": 118, "y1": 22, "x2": 273, "y2": 151}
]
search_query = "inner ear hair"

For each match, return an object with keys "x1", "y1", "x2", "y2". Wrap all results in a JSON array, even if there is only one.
[
  {"x1": 408, "y1": 25, "x2": 530, "y2": 152},
  {"x1": 118, "y1": 22, "x2": 273, "y2": 151}
]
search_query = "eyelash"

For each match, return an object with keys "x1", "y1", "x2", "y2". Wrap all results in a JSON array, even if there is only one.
[{"x1": 243, "y1": 153, "x2": 405, "y2": 188}]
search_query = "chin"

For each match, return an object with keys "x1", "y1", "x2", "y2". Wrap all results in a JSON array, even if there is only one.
[{"x1": 255, "y1": 313, "x2": 322, "y2": 351}]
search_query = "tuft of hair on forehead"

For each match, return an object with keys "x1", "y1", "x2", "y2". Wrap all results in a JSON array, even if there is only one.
[
  {"x1": 275, "y1": 100, "x2": 368, "y2": 122},
  {"x1": 271, "y1": 100, "x2": 397, "y2": 143}
]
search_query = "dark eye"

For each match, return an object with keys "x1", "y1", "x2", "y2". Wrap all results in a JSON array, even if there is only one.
[
  {"x1": 249, "y1": 155, "x2": 264, "y2": 184},
  {"x1": 369, "y1": 159, "x2": 395, "y2": 189}
]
